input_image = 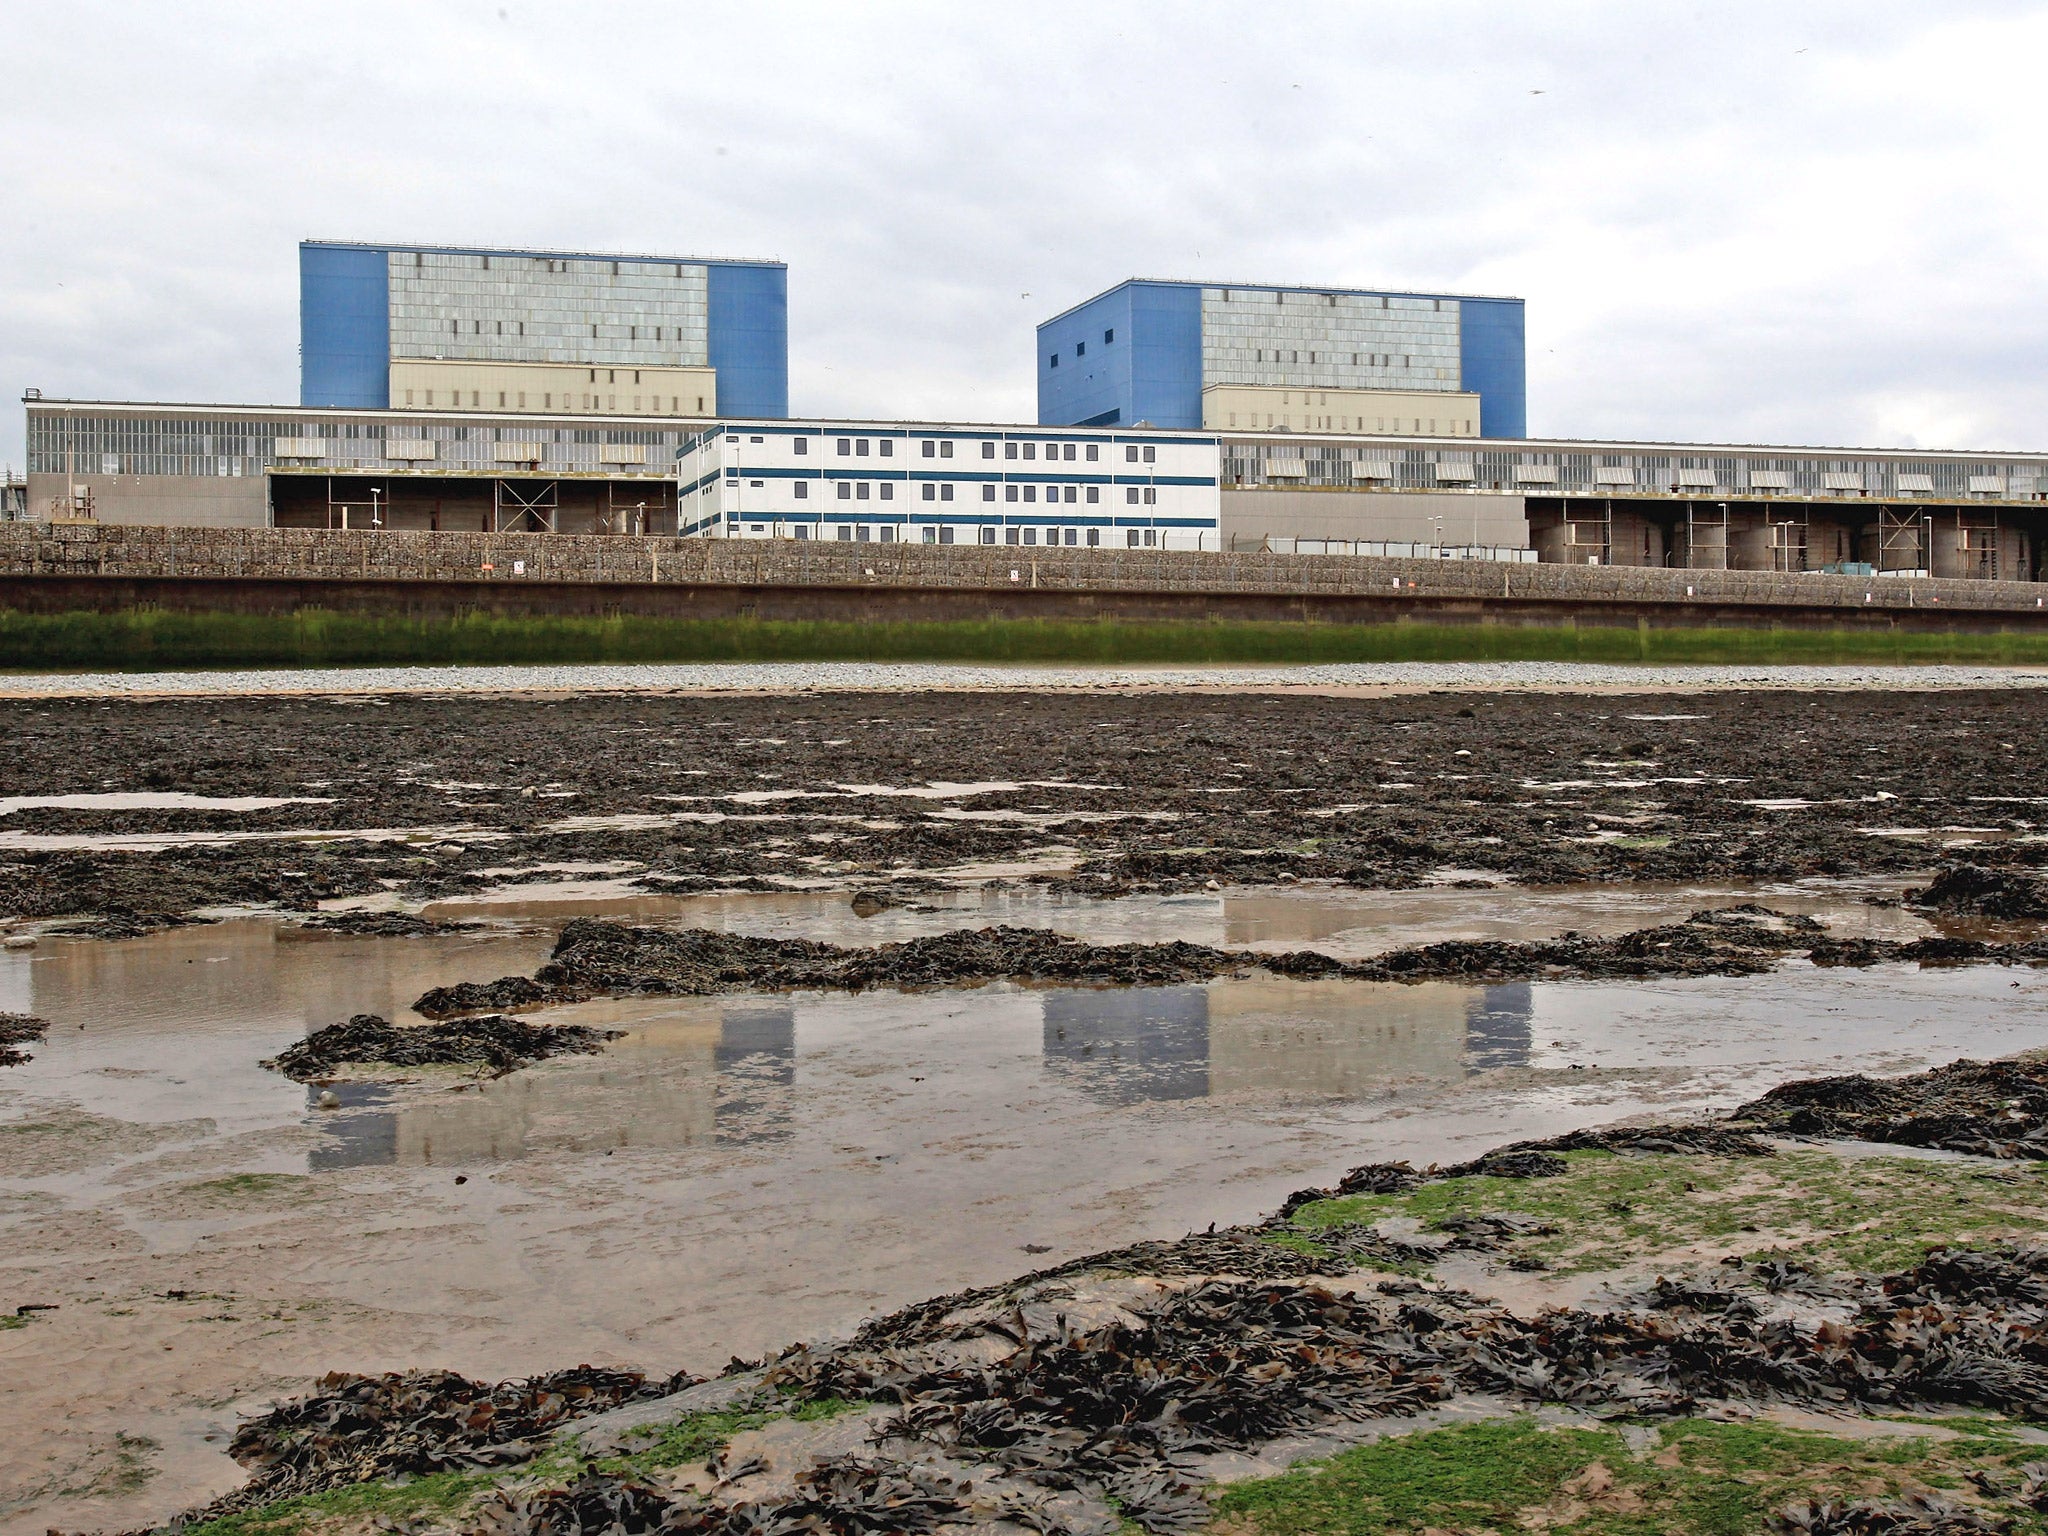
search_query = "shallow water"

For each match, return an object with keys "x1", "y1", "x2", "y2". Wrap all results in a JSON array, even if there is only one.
[
  {"x1": 4, "y1": 889, "x2": 2048, "y2": 1533},
  {"x1": 0, "y1": 793, "x2": 334, "y2": 816},
  {"x1": 416, "y1": 875, "x2": 1944, "y2": 955}
]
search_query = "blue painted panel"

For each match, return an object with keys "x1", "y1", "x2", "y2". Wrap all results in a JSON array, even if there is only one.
[
  {"x1": 1458, "y1": 297, "x2": 1526, "y2": 439},
  {"x1": 300, "y1": 243, "x2": 390, "y2": 409},
  {"x1": 707, "y1": 264, "x2": 789, "y2": 418},
  {"x1": 1036, "y1": 284, "x2": 1134, "y2": 426},
  {"x1": 1125, "y1": 283, "x2": 1202, "y2": 429}
]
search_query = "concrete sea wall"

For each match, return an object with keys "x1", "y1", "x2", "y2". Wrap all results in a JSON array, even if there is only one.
[{"x1": 3, "y1": 521, "x2": 2047, "y2": 632}]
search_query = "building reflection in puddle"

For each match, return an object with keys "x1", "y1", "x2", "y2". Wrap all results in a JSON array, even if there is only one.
[
  {"x1": 308, "y1": 977, "x2": 1534, "y2": 1168},
  {"x1": 1045, "y1": 977, "x2": 1534, "y2": 1104},
  {"x1": 310, "y1": 1000, "x2": 795, "y2": 1169}
]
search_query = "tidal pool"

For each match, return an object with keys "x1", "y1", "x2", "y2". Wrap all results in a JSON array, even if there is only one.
[{"x1": 3, "y1": 892, "x2": 2046, "y2": 1534}]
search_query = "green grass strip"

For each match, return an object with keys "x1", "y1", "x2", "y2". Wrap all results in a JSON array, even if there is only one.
[
  {"x1": 1213, "y1": 1416, "x2": 2048, "y2": 1536},
  {"x1": 7, "y1": 608, "x2": 2048, "y2": 671}
]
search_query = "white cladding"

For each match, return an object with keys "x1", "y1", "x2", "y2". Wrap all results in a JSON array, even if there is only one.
[{"x1": 677, "y1": 421, "x2": 1222, "y2": 549}]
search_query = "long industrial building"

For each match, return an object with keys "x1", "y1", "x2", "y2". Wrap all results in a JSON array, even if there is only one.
[
  {"x1": 23, "y1": 396, "x2": 2048, "y2": 579},
  {"x1": 14, "y1": 240, "x2": 2048, "y2": 581}
]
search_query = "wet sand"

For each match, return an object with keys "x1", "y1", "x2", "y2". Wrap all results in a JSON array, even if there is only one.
[
  {"x1": 6, "y1": 893, "x2": 2048, "y2": 1531},
  {"x1": 6, "y1": 684, "x2": 2048, "y2": 1531}
]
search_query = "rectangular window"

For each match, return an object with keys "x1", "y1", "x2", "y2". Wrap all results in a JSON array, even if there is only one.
[
  {"x1": 1023, "y1": 486, "x2": 1037, "y2": 502},
  {"x1": 941, "y1": 484, "x2": 954, "y2": 501},
  {"x1": 879, "y1": 526, "x2": 895, "y2": 542},
  {"x1": 941, "y1": 441, "x2": 953, "y2": 458},
  {"x1": 982, "y1": 442, "x2": 996, "y2": 458},
  {"x1": 1143, "y1": 487, "x2": 1158, "y2": 504},
  {"x1": 939, "y1": 527, "x2": 954, "y2": 544},
  {"x1": 981, "y1": 527, "x2": 996, "y2": 543},
  {"x1": 795, "y1": 525, "x2": 810, "y2": 540},
  {"x1": 1005, "y1": 528, "x2": 1019, "y2": 544},
  {"x1": 1085, "y1": 486, "x2": 1099, "y2": 503},
  {"x1": 1143, "y1": 446, "x2": 1156, "y2": 463},
  {"x1": 922, "y1": 484, "x2": 936, "y2": 501},
  {"x1": 1086, "y1": 528, "x2": 1100, "y2": 546},
  {"x1": 1022, "y1": 443, "x2": 1036, "y2": 460},
  {"x1": 837, "y1": 483, "x2": 852, "y2": 500},
  {"x1": 1005, "y1": 442, "x2": 1019, "y2": 459},
  {"x1": 1104, "y1": 328, "x2": 1114, "y2": 343},
  {"x1": 922, "y1": 527, "x2": 937, "y2": 543},
  {"x1": 837, "y1": 439, "x2": 851, "y2": 455},
  {"x1": 794, "y1": 438, "x2": 808, "y2": 455},
  {"x1": 1085, "y1": 444, "x2": 1099, "y2": 462},
  {"x1": 880, "y1": 484, "x2": 893, "y2": 500},
  {"x1": 1125, "y1": 446, "x2": 1138, "y2": 462},
  {"x1": 855, "y1": 440, "x2": 870, "y2": 456},
  {"x1": 1064, "y1": 528, "x2": 1078, "y2": 546},
  {"x1": 1005, "y1": 485, "x2": 1018, "y2": 502},
  {"x1": 794, "y1": 482, "x2": 808, "y2": 499},
  {"x1": 857, "y1": 526, "x2": 871, "y2": 542},
  {"x1": 1145, "y1": 529, "x2": 1157, "y2": 546},
  {"x1": 1127, "y1": 529, "x2": 1140, "y2": 547},
  {"x1": 838, "y1": 526, "x2": 853, "y2": 540},
  {"x1": 1126, "y1": 487, "x2": 1140, "y2": 504},
  {"x1": 1023, "y1": 528, "x2": 1037, "y2": 544},
  {"x1": 922, "y1": 440, "x2": 936, "y2": 457},
  {"x1": 982, "y1": 485, "x2": 996, "y2": 501},
  {"x1": 1076, "y1": 341, "x2": 1086, "y2": 357},
  {"x1": 879, "y1": 440, "x2": 892, "y2": 456},
  {"x1": 856, "y1": 483, "x2": 870, "y2": 500},
  {"x1": 1049, "y1": 353, "x2": 1059, "y2": 368},
  {"x1": 1063, "y1": 444, "x2": 1076, "y2": 461}
]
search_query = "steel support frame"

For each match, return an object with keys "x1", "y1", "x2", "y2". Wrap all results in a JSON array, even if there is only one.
[{"x1": 492, "y1": 478, "x2": 558, "y2": 534}]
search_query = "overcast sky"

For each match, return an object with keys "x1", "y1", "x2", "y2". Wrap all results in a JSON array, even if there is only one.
[{"x1": 3, "y1": 0, "x2": 2044, "y2": 469}]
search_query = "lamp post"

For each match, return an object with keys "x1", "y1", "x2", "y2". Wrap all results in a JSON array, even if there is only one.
[{"x1": 368, "y1": 486, "x2": 383, "y2": 529}]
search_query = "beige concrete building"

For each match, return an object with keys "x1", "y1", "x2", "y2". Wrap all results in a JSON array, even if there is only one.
[
  {"x1": 388, "y1": 360, "x2": 716, "y2": 418},
  {"x1": 1203, "y1": 384, "x2": 1480, "y2": 437}
]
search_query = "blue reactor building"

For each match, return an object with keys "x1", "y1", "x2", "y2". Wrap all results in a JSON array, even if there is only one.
[
  {"x1": 300, "y1": 240, "x2": 788, "y2": 419},
  {"x1": 1036, "y1": 279, "x2": 1525, "y2": 439}
]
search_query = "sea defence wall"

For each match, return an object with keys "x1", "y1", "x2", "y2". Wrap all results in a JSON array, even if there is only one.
[{"x1": 3, "y1": 520, "x2": 2047, "y2": 632}]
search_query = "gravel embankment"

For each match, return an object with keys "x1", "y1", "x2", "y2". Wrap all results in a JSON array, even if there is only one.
[{"x1": 5, "y1": 660, "x2": 2048, "y2": 697}]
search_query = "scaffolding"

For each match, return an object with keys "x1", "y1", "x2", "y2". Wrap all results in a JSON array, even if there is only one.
[
  {"x1": 1559, "y1": 498, "x2": 1612, "y2": 565},
  {"x1": 1957, "y1": 508, "x2": 2001, "y2": 579},
  {"x1": 1681, "y1": 500, "x2": 1729, "y2": 570},
  {"x1": 1768, "y1": 511, "x2": 1810, "y2": 573},
  {"x1": 1876, "y1": 505, "x2": 1927, "y2": 573},
  {"x1": 492, "y1": 479, "x2": 558, "y2": 533},
  {"x1": 322, "y1": 477, "x2": 386, "y2": 530}
]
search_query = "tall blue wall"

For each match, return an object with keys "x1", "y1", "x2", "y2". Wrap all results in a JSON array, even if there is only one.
[
  {"x1": 1037, "y1": 285, "x2": 1131, "y2": 426},
  {"x1": 1125, "y1": 283, "x2": 1202, "y2": 429},
  {"x1": 707, "y1": 263, "x2": 789, "y2": 418},
  {"x1": 1037, "y1": 281, "x2": 1200, "y2": 428},
  {"x1": 1458, "y1": 297, "x2": 1526, "y2": 439},
  {"x1": 300, "y1": 244, "x2": 391, "y2": 409}
]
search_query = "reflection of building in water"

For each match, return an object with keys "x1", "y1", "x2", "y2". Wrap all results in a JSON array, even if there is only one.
[
  {"x1": 1040, "y1": 976, "x2": 1538, "y2": 1105},
  {"x1": 1209, "y1": 978, "x2": 1472, "y2": 1094},
  {"x1": 711, "y1": 1002, "x2": 796, "y2": 1144},
  {"x1": 1464, "y1": 984, "x2": 1533, "y2": 1070},
  {"x1": 1042, "y1": 986, "x2": 1209, "y2": 1104},
  {"x1": 308, "y1": 1000, "x2": 793, "y2": 1168}
]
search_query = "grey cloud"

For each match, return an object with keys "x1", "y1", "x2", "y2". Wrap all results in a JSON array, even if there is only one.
[{"x1": 1, "y1": 0, "x2": 2041, "y2": 469}]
